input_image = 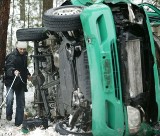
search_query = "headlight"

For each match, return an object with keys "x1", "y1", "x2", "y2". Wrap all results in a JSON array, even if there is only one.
[{"x1": 127, "y1": 106, "x2": 141, "y2": 134}]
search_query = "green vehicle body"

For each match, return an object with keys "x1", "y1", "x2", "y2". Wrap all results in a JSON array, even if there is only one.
[
  {"x1": 81, "y1": 4, "x2": 125, "y2": 135},
  {"x1": 70, "y1": 0, "x2": 160, "y2": 135}
]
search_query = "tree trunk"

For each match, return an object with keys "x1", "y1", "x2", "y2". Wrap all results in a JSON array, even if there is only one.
[
  {"x1": 20, "y1": 0, "x2": 25, "y2": 21},
  {"x1": 43, "y1": 0, "x2": 53, "y2": 13},
  {"x1": 0, "y1": 0, "x2": 10, "y2": 118},
  {"x1": 39, "y1": 0, "x2": 42, "y2": 19},
  {"x1": 0, "y1": 0, "x2": 10, "y2": 74}
]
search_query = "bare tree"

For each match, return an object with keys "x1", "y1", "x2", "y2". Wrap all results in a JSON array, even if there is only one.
[{"x1": 0, "y1": 0, "x2": 10, "y2": 74}]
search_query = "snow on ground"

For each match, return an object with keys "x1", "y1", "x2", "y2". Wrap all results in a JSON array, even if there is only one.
[{"x1": 0, "y1": 83, "x2": 62, "y2": 136}]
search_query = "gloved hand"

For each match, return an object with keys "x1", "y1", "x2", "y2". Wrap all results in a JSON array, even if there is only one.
[{"x1": 14, "y1": 70, "x2": 20, "y2": 76}]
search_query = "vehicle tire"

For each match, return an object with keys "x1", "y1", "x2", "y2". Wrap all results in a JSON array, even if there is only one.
[
  {"x1": 16, "y1": 28, "x2": 48, "y2": 41},
  {"x1": 55, "y1": 121, "x2": 93, "y2": 136},
  {"x1": 43, "y1": 5, "x2": 84, "y2": 32}
]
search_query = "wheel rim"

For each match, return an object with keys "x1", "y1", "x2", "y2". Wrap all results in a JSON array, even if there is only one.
[{"x1": 52, "y1": 7, "x2": 82, "y2": 16}]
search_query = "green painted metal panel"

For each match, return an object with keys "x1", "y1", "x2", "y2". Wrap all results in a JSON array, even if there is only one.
[
  {"x1": 80, "y1": 4, "x2": 125, "y2": 136},
  {"x1": 71, "y1": 0, "x2": 86, "y2": 5}
]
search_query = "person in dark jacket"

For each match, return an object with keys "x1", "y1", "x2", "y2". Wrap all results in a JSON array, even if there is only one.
[{"x1": 5, "y1": 41, "x2": 31, "y2": 126}]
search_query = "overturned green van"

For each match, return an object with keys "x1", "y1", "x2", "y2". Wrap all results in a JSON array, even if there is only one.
[{"x1": 17, "y1": 0, "x2": 160, "y2": 135}]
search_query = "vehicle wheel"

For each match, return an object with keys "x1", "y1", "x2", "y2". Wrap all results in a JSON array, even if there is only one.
[
  {"x1": 55, "y1": 121, "x2": 93, "y2": 136},
  {"x1": 16, "y1": 28, "x2": 48, "y2": 41},
  {"x1": 43, "y1": 5, "x2": 84, "y2": 32}
]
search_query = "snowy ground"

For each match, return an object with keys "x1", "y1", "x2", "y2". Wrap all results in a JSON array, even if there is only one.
[{"x1": 0, "y1": 84, "x2": 62, "y2": 136}]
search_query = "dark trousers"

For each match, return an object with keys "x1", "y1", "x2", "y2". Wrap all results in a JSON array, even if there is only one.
[{"x1": 6, "y1": 87, "x2": 25, "y2": 126}]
